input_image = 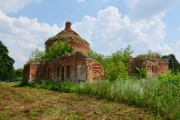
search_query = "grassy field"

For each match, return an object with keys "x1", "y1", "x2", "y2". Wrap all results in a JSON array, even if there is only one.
[{"x1": 0, "y1": 82, "x2": 158, "y2": 120}]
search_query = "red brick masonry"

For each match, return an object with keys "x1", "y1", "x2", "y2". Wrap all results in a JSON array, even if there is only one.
[
  {"x1": 23, "y1": 22, "x2": 168, "y2": 82},
  {"x1": 45, "y1": 22, "x2": 90, "y2": 53},
  {"x1": 23, "y1": 22, "x2": 104, "y2": 82},
  {"x1": 23, "y1": 52, "x2": 104, "y2": 82},
  {"x1": 128, "y1": 57, "x2": 168, "y2": 76}
]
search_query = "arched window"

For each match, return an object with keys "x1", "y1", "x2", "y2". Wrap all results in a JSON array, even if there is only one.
[
  {"x1": 57, "y1": 67, "x2": 60, "y2": 79},
  {"x1": 61, "y1": 67, "x2": 64, "y2": 80},
  {"x1": 67, "y1": 66, "x2": 70, "y2": 79},
  {"x1": 47, "y1": 69, "x2": 50, "y2": 79}
]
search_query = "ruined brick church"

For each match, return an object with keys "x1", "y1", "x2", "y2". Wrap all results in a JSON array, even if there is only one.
[
  {"x1": 23, "y1": 22, "x2": 105, "y2": 82},
  {"x1": 23, "y1": 22, "x2": 168, "y2": 82}
]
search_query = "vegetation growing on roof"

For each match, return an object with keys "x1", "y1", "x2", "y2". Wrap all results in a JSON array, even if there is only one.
[
  {"x1": 46, "y1": 34, "x2": 89, "y2": 45},
  {"x1": 45, "y1": 41, "x2": 73, "y2": 60},
  {"x1": 29, "y1": 48, "x2": 45, "y2": 62},
  {"x1": 136, "y1": 50, "x2": 161, "y2": 59},
  {"x1": 28, "y1": 41, "x2": 73, "y2": 63}
]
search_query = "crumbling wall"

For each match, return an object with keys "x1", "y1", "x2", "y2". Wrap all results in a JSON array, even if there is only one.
[
  {"x1": 23, "y1": 22, "x2": 104, "y2": 82},
  {"x1": 86, "y1": 58, "x2": 105, "y2": 82},
  {"x1": 68, "y1": 41, "x2": 90, "y2": 53},
  {"x1": 23, "y1": 62, "x2": 45, "y2": 82},
  {"x1": 129, "y1": 57, "x2": 168, "y2": 76},
  {"x1": 23, "y1": 64, "x2": 30, "y2": 82},
  {"x1": 45, "y1": 22, "x2": 90, "y2": 53},
  {"x1": 45, "y1": 40, "x2": 90, "y2": 54},
  {"x1": 23, "y1": 52, "x2": 104, "y2": 82}
]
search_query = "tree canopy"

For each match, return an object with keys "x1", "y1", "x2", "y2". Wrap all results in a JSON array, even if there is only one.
[
  {"x1": 29, "y1": 41, "x2": 73, "y2": 62},
  {"x1": 14, "y1": 68, "x2": 23, "y2": 81},
  {"x1": 162, "y1": 54, "x2": 180, "y2": 74},
  {"x1": 0, "y1": 41, "x2": 14, "y2": 81},
  {"x1": 45, "y1": 41, "x2": 73, "y2": 60},
  {"x1": 29, "y1": 48, "x2": 45, "y2": 62},
  {"x1": 87, "y1": 45, "x2": 133, "y2": 81}
]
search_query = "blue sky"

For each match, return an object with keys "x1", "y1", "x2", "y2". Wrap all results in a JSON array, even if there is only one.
[{"x1": 0, "y1": 0, "x2": 180, "y2": 68}]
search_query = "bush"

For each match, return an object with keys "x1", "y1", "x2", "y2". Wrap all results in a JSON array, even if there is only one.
[
  {"x1": 28, "y1": 41, "x2": 73, "y2": 63},
  {"x1": 14, "y1": 68, "x2": 23, "y2": 81},
  {"x1": 142, "y1": 72, "x2": 180, "y2": 119},
  {"x1": 136, "y1": 50, "x2": 161, "y2": 59},
  {"x1": 87, "y1": 45, "x2": 133, "y2": 81},
  {"x1": 135, "y1": 68, "x2": 147, "y2": 79},
  {"x1": 27, "y1": 80, "x2": 79, "y2": 93},
  {"x1": 44, "y1": 41, "x2": 73, "y2": 60},
  {"x1": 29, "y1": 48, "x2": 45, "y2": 62}
]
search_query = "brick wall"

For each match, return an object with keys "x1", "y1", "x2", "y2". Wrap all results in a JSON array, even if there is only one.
[
  {"x1": 23, "y1": 22, "x2": 104, "y2": 82},
  {"x1": 45, "y1": 40, "x2": 90, "y2": 54},
  {"x1": 129, "y1": 57, "x2": 168, "y2": 76},
  {"x1": 23, "y1": 52, "x2": 104, "y2": 82},
  {"x1": 86, "y1": 58, "x2": 105, "y2": 82}
]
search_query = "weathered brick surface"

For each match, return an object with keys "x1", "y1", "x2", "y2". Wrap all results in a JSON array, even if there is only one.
[
  {"x1": 25, "y1": 21, "x2": 168, "y2": 82},
  {"x1": 128, "y1": 57, "x2": 168, "y2": 76},
  {"x1": 86, "y1": 58, "x2": 105, "y2": 82},
  {"x1": 24, "y1": 22, "x2": 104, "y2": 82},
  {"x1": 23, "y1": 52, "x2": 104, "y2": 82},
  {"x1": 45, "y1": 22, "x2": 90, "y2": 53},
  {"x1": 23, "y1": 62, "x2": 45, "y2": 82}
]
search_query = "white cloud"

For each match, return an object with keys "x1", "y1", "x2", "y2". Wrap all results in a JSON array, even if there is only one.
[
  {"x1": 149, "y1": 43, "x2": 173, "y2": 54},
  {"x1": 76, "y1": 6, "x2": 166, "y2": 54},
  {"x1": 0, "y1": 5, "x2": 180, "y2": 69},
  {"x1": 177, "y1": 27, "x2": 180, "y2": 31},
  {"x1": 0, "y1": 0, "x2": 42, "y2": 14},
  {"x1": 0, "y1": 10, "x2": 60, "y2": 68},
  {"x1": 148, "y1": 43, "x2": 180, "y2": 62},
  {"x1": 72, "y1": 16, "x2": 96, "y2": 43},
  {"x1": 76, "y1": 0, "x2": 85, "y2": 3},
  {"x1": 76, "y1": 0, "x2": 109, "y2": 3},
  {"x1": 71, "y1": 6, "x2": 179, "y2": 62},
  {"x1": 174, "y1": 41, "x2": 180, "y2": 61},
  {"x1": 176, "y1": 40, "x2": 180, "y2": 45},
  {"x1": 125, "y1": 0, "x2": 179, "y2": 20}
]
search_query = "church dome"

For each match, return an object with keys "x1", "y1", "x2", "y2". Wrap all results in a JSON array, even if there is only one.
[{"x1": 45, "y1": 22, "x2": 90, "y2": 53}]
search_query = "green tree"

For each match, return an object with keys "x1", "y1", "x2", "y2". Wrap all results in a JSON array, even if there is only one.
[
  {"x1": 162, "y1": 54, "x2": 180, "y2": 74},
  {"x1": 28, "y1": 41, "x2": 73, "y2": 62},
  {"x1": 135, "y1": 68, "x2": 147, "y2": 79},
  {"x1": 86, "y1": 50, "x2": 105, "y2": 64},
  {"x1": 87, "y1": 45, "x2": 133, "y2": 81},
  {"x1": 0, "y1": 41, "x2": 14, "y2": 81},
  {"x1": 111, "y1": 45, "x2": 133, "y2": 68},
  {"x1": 29, "y1": 48, "x2": 45, "y2": 62},
  {"x1": 44, "y1": 41, "x2": 73, "y2": 60},
  {"x1": 14, "y1": 68, "x2": 23, "y2": 81},
  {"x1": 105, "y1": 45, "x2": 133, "y2": 80}
]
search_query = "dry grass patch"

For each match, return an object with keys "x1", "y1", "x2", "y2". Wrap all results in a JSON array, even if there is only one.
[{"x1": 0, "y1": 82, "x2": 158, "y2": 120}]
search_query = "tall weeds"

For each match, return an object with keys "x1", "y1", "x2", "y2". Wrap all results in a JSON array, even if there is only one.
[{"x1": 23, "y1": 73, "x2": 180, "y2": 120}]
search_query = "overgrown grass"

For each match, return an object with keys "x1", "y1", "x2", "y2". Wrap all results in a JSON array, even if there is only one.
[
  {"x1": 22, "y1": 73, "x2": 180, "y2": 120},
  {"x1": 1, "y1": 82, "x2": 156, "y2": 119},
  {"x1": 25, "y1": 80, "x2": 79, "y2": 93}
]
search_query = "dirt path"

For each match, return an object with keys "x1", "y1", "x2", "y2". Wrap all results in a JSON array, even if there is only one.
[{"x1": 0, "y1": 82, "x2": 157, "y2": 120}]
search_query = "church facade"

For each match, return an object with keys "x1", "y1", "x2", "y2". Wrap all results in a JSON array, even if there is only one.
[{"x1": 23, "y1": 22, "x2": 105, "y2": 82}]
